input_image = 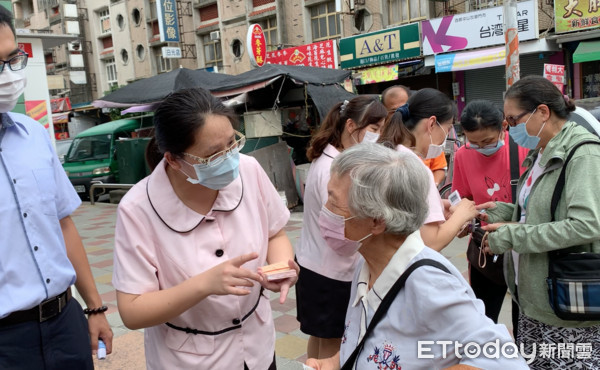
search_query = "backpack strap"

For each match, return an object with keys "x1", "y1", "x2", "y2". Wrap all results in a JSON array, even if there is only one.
[
  {"x1": 549, "y1": 140, "x2": 600, "y2": 259},
  {"x1": 508, "y1": 135, "x2": 520, "y2": 203},
  {"x1": 340, "y1": 259, "x2": 451, "y2": 370}
]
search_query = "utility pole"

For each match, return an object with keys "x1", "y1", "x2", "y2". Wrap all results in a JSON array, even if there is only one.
[{"x1": 504, "y1": 0, "x2": 520, "y2": 89}]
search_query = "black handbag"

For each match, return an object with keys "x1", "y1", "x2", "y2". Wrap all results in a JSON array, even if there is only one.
[
  {"x1": 465, "y1": 135, "x2": 519, "y2": 286},
  {"x1": 546, "y1": 140, "x2": 600, "y2": 321},
  {"x1": 340, "y1": 259, "x2": 450, "y2": 370}
]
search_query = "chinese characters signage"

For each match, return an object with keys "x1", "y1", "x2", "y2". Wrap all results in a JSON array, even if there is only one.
[
  {"x1": 25, "y1": 100, "x2": 49, "y2": 129},
  {"x1": 247, "y1": 24, "x2": 267, "y2": 67},
  {"x1": 339, "y1": 23, "x2": 420, "y2": 69},
  {"x1": 157, "y1": 0, "x2": 180, "y2": 43},
  {"x1": 266, "y1": 40, "x2": 337, "y2": 69},
  {"x1": 555, "y1": 0, "x2": 600, "y2": 33},
  {"x1": 359, "y1": 64, "x2": 399, "y2": 85},
  {"x1": 435, "y1": 46, "x2": 505, "y2": 72},
  {"x1": 422, "y1": 0, "x2": 536, "y2": 56},
  {"x1": 543, "y1": 64, "x2": 566, "y2": 92},
  {"x1": 162, "y1": 47, "x2": 182, "y2": 59}
]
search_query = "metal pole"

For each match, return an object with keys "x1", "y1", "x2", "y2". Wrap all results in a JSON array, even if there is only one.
[{"x1": 504, "y1": 0, "x2": 520, "y2": 90}]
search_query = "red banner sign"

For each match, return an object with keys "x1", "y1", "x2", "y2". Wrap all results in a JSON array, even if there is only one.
[
  {"x1": 543, "y1": 63, "x2": 565, "y2": 93},
  {"x1": 51, "y1": 97, "x2": 72, "y2": 113},
  {"x1": 18, "y1": 42, "x2": 33, "y2": 58},
  {"x1": 266, "y1": 40, "x2": 337, "y2": 69},
  {"x1": 247, "y1": 24, "x2": 267, "y2": 67}
]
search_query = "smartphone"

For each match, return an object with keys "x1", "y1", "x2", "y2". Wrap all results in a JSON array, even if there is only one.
[{"x1": 449, "y1": 190, "x2": 461, "y2": 207}]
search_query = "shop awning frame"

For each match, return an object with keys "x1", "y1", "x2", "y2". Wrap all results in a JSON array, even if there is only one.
[{"x1": 573, "y1": 40, "x2": 600, "y2": 64}]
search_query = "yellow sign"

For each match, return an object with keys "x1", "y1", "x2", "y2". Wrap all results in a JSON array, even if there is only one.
[
  {"x1": 360, "y1": 65, "x2": 399, "y2": 85},
  {"x1": 554, "y1": 0, "x2": 600, "y2": 33}
]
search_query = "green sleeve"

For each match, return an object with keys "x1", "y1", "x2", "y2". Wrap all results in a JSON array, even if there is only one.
[
  {"x1": 485, "y1": 202, "x2": 515, "y2": 223},
  {"x1": 489, "y1": 154, "x2": 600, "y2": 254}
]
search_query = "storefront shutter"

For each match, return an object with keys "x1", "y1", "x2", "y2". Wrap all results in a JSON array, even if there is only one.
[{"x1": 464, "y1": 53, "x2": 550, "y2": 109}]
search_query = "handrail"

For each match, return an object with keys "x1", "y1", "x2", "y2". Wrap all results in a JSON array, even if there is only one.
[{"x1": 89, "y1": 182, "x2": 134, "y2": 205}]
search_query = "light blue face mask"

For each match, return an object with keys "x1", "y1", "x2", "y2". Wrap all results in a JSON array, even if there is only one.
[
  {"x1": 475, "y1": 139, "x2": 505, "y2": 156},
  {"x1": 509, "y1": 109, "x2": 544, "y2": 150},
  {"x1": 183, "y1": 149, "x2": 240, "y2": 190}
]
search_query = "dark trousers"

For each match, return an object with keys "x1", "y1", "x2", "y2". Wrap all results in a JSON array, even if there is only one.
[
  {"x1": 470, "y1": 266, "x2": 507, "y2": 323},
  {"x1": 0, "y1": 298, "x2": 93, "y2": 370}
]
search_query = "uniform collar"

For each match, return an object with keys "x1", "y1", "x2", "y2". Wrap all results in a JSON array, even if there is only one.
[
  {"x1": 352, "y1": 230, "x2": 425, "y2": 311},
  {"x1": 322, "y1": 144, "x2": 340, "y2": 159},
  {"x1": 1, "y1": 113, "x2": 29, "y2": 135},
  {"x1": 146, "y1": 158, "x2": 244, "y2": 233}
]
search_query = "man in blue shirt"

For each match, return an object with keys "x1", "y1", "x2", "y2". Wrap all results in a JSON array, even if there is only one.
[{"x1": 0, "y1": 7, "x2": 113, "y2": 368}]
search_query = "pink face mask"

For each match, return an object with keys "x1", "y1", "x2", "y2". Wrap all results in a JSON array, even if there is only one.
[{"x1": 318, "y1": 205, "x2": 372, "y2": 256}]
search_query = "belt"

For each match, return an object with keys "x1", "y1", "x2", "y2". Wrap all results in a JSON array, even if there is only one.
[
  {"x1": 166, "y1": 288, "x2": 264, "y2": 336},
  {"x1": 0, "y1": 288, "x2": 72, "y2": 327}
]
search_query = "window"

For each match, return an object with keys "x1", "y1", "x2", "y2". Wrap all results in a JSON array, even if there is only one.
[
  {"x1": 121, "y1": 49, "x2": 129, "y2": 65},
  {"x1": 258, "y1": 17, "x2": 278, "y2": 51},
  {"x1": 232, "y1": 39, "x2": 243, "y2": 58},
  {"x1": 202, "y1": 34, "x2": 223, "y2": 67},
  {"x1": 154, "y1": 48, "x2": 172, "y2": 73},
  {"x1": 105, "y1": 58, "x2": 118, "y2": 89},
  {"x1": 136, "y1": 44, "x2": 146, "y2": 61},
  {"x1": 388, "y1": 0, "x2": 428, "y2": 25},
  {"x1": 149, "y1": 0, "x2": 158, "y2": 20},
  {"x1": 98, "y1": 9, "x2": 111, "y2": 34},
  {"x1": 116, "y1": 14, "x2": 125, "y2": 30},
  {"x1": 310, "y1": 1, "x2": 340, "y2": 41},
  {"x1": 132, "y1": 8, "x2": 142, "y2": 26}
]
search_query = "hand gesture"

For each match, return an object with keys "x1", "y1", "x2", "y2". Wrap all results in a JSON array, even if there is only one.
[
  {"x1": 88, "y1": 313, "x2": 113, "y2": 356},
  {"x1": 475, "y1": 201, "x2": 496, "y2": 223},
  {"x1": 206, "y1": 252, "x2": 262, "y2": 296},
  {"x1": 258, "y1": 259, "x2": 299, "y2": 304},
  {"x1": 450, "y1": 199, "x2": 479, "y2": 224},
  {"x1": 306, "y1": 355, "x2": 340, "y2": 370}
]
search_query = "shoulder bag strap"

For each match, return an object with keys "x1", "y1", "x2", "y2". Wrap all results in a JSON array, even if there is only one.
[
  {"x1": 549, "y1": 140, "x2": 600, "y2": 259},
  {"x1": 340, "y1": 259, "x2": 450, "y2": 370},
  {"x1": 508, "y1": 135, "x2": 520, "y2": 203}
]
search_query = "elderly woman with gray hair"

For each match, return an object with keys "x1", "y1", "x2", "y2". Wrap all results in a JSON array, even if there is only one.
[{"x1": 307, "y1": 143, "x2": 528, "y2": 370}]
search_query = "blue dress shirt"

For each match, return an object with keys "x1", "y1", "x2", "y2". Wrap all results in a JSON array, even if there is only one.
[{"x1": 0, "y1": 112, "x2": 80, "y2": 318}]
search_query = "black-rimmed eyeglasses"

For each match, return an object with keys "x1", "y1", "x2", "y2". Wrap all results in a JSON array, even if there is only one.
[{"x1": 0, "y1": 51, "x2": 28, "y2": 74}]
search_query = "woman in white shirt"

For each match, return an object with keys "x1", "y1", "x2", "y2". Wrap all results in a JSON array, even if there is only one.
[
  {"x1": 307, "y1": 143, "x2": 528, "y2": 370},
  {"x1": 296, "y1": 96, "x2": 387, "y2": 360}
]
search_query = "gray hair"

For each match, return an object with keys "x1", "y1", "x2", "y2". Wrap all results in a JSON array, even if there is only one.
[{"x1": 331, "y1": 142, "x2": 430, "y2": 236}]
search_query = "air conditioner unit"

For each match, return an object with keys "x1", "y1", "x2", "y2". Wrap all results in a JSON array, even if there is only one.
[
  {"x1": 67, "y1": 41, "x2": 81, "y2": 52},
  {"x1": 210, "y1": 31, "x2": 221, "y2": 41}
]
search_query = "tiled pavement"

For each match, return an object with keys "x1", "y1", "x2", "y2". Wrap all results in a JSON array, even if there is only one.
[{"x1": 71, "y1": 203, "x2": 513, "y2": 369}]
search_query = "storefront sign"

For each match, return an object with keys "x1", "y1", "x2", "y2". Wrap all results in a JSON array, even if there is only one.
[
  {"x1": 157, "y1": 0, "x2": 180, "y2": 43},
  {"x1": 50, "y1": 97, "x2": 72, "y2": 113},
  {"x1": 435, "y1": 46, "x2": 505, "y2": 72},
  {"x1": 422, "y1": 0, "x2": 536, "y2": 56},
  {"x1": 339, "y1": 23, "x2": 420, "y2": 69},
  {"x1": 266, "y1": 40, "x2": 337, "y2": 69},
  {"x1": 247, "y1": 24, "x2": 267, "y2": 67},
  {"x1": 555, "y1": 0, "x2": 600, "y2": 33},
  {"x1": 162, "y1": 47, "x2": 182, "y2": 59},
  {"x1": 18, "y1": 42, "x2": 33, "y2": 58},
  {"x1": 359, "y1": 64, "x2": 398, "y2": 85},
  {"x1": 543, "y1": 64, "x2": 565, "y2": 92},
  {"x1": 25, "y1": 100, "x2": 49, "y2": 129}
]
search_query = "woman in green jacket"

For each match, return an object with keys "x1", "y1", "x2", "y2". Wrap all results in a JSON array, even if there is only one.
[{"x1": 481, "y1": 75, "x2": 600, "y2": 369}]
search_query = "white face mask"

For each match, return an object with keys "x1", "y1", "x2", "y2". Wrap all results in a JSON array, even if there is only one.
[
  {"x1": 425, "y1": 120, "x2": 448, "y2": 159},
  {"x1": 0, "y1": 69, "x2": 27, "y2": 113},
  {"x1": 362, "y1": 130, "x2": 380, "y2": 143}
]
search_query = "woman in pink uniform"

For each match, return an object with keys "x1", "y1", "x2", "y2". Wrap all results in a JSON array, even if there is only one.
[
  {"x1": 379, "y1": 88, "x2": 479, "y2": 251},
  {"x1": 295, "y1": 96, "x2": 387, "y2": 360},
  {"x1": 112, "y1": 88, "x2": 297, "y2": 369}
]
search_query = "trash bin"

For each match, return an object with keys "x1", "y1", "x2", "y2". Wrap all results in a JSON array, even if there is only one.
[{"x1": 116, "y1": 137, "x2": 152, "y2": 184}]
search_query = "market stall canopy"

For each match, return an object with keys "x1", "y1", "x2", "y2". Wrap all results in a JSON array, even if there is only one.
[
  {"x1": 93, "y1": 68, "x2": 233, "y2": 108},
  {"x1": 211, "y1": 64, "x2": 352, "y2": 93},
  {"x1": 306, "y1": 84, "x2": 357, "y2": 119},
  {"x1": 573, "y1": 41, "x2": 600, "y2": 64}
]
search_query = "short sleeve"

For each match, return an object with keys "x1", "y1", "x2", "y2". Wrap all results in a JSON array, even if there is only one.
[
  {"x1": 450, "y1": 148, "x2": 473, "y2": 200},
  {"x1": 252, "y1": 158, "x2": 290, "y2": 238},
  {"x1": 424, "y1": 169, "x2": 445, "y2": 224},
  {"x1": 40, "y1": 123, "x2": 81, "y2": 219},
  {"x1": 430, "y1": 152, "x2": 448, "y2": 171},
  {"x1": 112, "y1": 202, "x2": 160, "y2": 294}
]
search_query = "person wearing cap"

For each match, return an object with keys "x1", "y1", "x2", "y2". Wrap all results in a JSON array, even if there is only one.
[{"x1": 0, "y1": 7, "x2": 112, "y2": 368}]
